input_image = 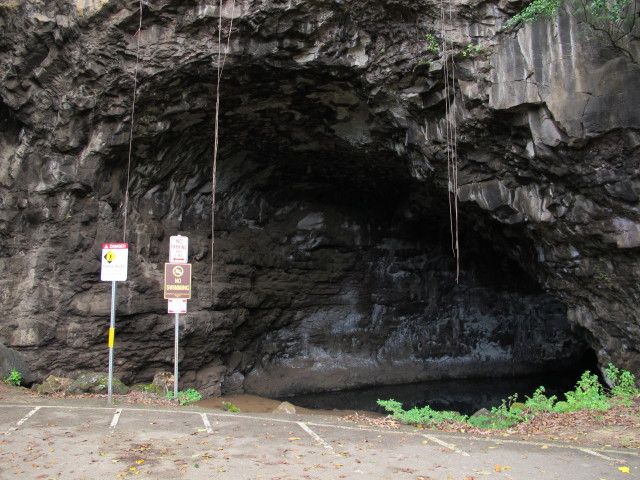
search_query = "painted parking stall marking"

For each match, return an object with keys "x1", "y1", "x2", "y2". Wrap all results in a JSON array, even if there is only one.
[
  {"x1": 3, "y1": 406, "x2": 41, "y2": 436},
  {"x1": 200, "y1": 413, "x2": 213, "y2": 434},
  {"x1": 422, "y1": 433, "x2": 471, "y2": 456},
  {"x1": 296, "y1": 421, "x2": 334, "y2": 450},
  {"x1": 109, "y1": 408, "x2": 123, "y2": 435}
]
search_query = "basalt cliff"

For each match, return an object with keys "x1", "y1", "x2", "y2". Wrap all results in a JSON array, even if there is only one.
[{"x1": 0, "y1": 0, "x2": 639, "y2": 396}]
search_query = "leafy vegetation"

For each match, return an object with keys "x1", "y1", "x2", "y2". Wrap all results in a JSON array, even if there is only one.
[
  {"x1": 502, "y1": 0, "x2": 638, "y2": 62},
  {"x1": 424, "y1": 34, "x2": 440, "y2": 53},
  {"x1": 503, "y1": 0, "x2": 563, "y2": 29},
  {"x1": 378, "y1": 365, "x2": 639, "y2": 430},
  {"x1": 377, "y1": 399, "x2": 466, "y2": 424},
  {"x1": 165, "y1": 388, "x2": 203, "y2": 405},
  {"x1": 461, "y1": 43, "x2": 483, "y2": 57},
  {"x1": 605, "y1": 363, "x2": 639, "y2": 404},
  {"x1": 4, "y1": 368, "x2": 22, "y2": 386},
  {"x1": 222, "y1": 401, "x2": 241, "y2": 412}
]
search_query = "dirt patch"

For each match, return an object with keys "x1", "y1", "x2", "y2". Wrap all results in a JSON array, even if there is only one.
[{"x1": 194, "y1": 394, "x2": 381, "y2": 417}]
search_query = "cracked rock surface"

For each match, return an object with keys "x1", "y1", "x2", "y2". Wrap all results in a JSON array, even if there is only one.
[{"x1": 0, "y1": 0, "x2": 638, "y2": 396}]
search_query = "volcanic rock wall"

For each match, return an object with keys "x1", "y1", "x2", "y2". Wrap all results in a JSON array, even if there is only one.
[{"x1": 0, "y1": 0, "x2": 638, "y2": 396}]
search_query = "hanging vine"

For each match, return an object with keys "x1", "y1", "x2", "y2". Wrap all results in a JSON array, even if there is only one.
[
  {"x1": 439, "y1": 0, "x2": 461, "y2": 283},
  {"x1": 210, "y1": 0, "x2": 237, "y2": 293},
  {"x1": 122, "y1": 0, "x2": 144, "y2": 244}
]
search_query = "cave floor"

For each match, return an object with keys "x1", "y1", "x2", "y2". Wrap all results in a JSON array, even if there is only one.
[{"x1": 1, "y1": 384, "x2": 638, "y2": 479}]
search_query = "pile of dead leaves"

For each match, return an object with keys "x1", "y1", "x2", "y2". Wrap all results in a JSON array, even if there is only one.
[
  {"x1": 46, "y1": 389, "x2": 181, "y2": 406},
  {"x1": 342, "y1": 412, "x2": 401, "y2": 429},
  {"x1": 507, "y1": 401, "x2": 640, "y2": 448}
]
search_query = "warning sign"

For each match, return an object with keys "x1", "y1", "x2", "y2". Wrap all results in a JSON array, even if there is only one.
[
  {"x1": 164, "y1": 263, "x2": 192, "y2": 299},
  {"x1": 101, "y1": 243, "x2": 129, "y2": 281}
]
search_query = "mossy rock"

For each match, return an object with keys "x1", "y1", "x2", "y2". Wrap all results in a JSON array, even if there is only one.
[
  {"x1": 272, "y1": 401, "x2": 296, "y2": 414},
  {"x1": 470, "y1": 408, "x2": 494, "y2": 418},
  {"x1": 222, "y1": 401, "x2": 240, "y2": 412},
  {"x1": 32, "y1": 375, "x2": 73, "y2": 394},
  {"x1": 65, "y1": 372, "x2": 129, "y2": 395},
  {"x1": 131, "y1": 383, "x2": 163, "y2": 395}
]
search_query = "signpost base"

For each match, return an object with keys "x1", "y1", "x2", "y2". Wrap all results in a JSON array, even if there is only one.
[
  {"x1": 108, "y1": 280, "x2": 116, "y2": 404},
  {"x1": 174, "y1": 313, "x2": 179, "y2": 400}
]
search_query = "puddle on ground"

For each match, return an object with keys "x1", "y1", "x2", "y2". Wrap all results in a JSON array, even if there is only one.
[{"x1": 194, "y1": 394, "x2": 381, "y2": 417}]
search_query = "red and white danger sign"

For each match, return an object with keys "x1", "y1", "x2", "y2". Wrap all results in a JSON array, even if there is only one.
[{"x1": 101, "y1": 243, "x2": 129, "y2": 281}]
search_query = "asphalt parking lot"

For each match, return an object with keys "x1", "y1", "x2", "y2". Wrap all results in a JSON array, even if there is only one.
[{"x1": 1, "y1": 401, "x2": 638, "y2": 479}]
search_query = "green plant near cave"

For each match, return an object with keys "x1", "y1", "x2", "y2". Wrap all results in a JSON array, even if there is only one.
[
  {"x1": 4, "y1": 368, "x2": 22, "y2": 386},
  {"x1": 553, "y1": 370, "x2": 611, "y2": 412},
  {"x1": 503, "y1": 0, "x2": 563, "y2": 28},
  {"x1": 461, "y1": 43, "x2": 483, "y2": 57},
  {"x1": 377, "y1": 399, "x2": 467, "y2": 425},
  {"x1": 468, "y1": 394, "x2": 527, "y2": 429},
  {"x1": 606, "y1": 363, "x2": 640, "y2": 404},
  {"x1": 524, "y1": 386, "x2": 558, "y2": 411},
  {"x1": 502, "y1": 0, "x2": 638, "y2": 62},
  {"x1": 424, "y1": 34, "x2": 440, "y2": 53},
  {"x1": 378, "y1": 366, "x2": 638, "y2": 430},
  {"x1": 166, "y1": 388, "x2": 203, "y2": 405}
]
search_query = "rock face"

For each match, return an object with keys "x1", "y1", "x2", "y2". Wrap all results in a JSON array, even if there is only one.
[
  {"x1": 0, "y1": 343, "x2": 34, "y2": 386},
  {"x1": 0, "y1": 0, "x2": 638, "y2": 397}
]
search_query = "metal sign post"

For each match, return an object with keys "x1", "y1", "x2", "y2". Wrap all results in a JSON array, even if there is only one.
[
  {"x1": 108, "y1": 281, "x2": 116, "y2": 404},
  {"x1": 166, "y1": 236, "x2": 189, "y2": 400},
  {"x1": 100, "y1": 243, "x2": 129, "y2": 405},
  {"x1": 167, "y1": 297, "x2": 187, "y2": 398},
  {"x1": 174, "y1": 312, "x2": 179, "y2": 399}
]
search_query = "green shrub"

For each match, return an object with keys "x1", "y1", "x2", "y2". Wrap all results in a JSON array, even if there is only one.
[
  {"x1": 4, "y1": 368, "x2": 22, "y2": 386},
  {"x1": 378, "y1": 366, "x2": 637, "y2": 430},
  {"x1": 525, "y1": 386, "x2": 557, "y2": 412},
  {"x1": 556, "y1": 371, "x2": 611, "y2": 412},
  {"x1": 166, "y1": 388, "x2": 203, "y2": 405},
  {"x1": 376, "y1": 399, "x2": 467, "y2": 425},
  {"x1": 178, "y1": 388, "x2": 203, "y2": 405},
  {"x1": 605, "y1": 363, "x2": 639, "y2": 404},
  {"x1": 471, "y1": 394, "x2": 527, "y2": 429}
]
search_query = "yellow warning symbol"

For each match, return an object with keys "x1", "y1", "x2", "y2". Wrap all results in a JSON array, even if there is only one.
[{"x1": 104, "y1": 251, "x2": 116, "y2": 263}]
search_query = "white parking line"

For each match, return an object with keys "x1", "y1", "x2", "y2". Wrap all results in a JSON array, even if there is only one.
[
  {"x1": 1, "y1": 404, "x2": 637, "y2": 462},
  {"x1": 422, "y1": 434, "x2": 470, "y2": 456},
  {"x1": 297, "y1": 421, "x2": 333, "y2": 450},
  {"x1": 579, "y1": 447, "x2": 618, "y2": 461},
  {"x1": 200, "y1": 413, "x2": 213, "y2": 434},
  {"x1": 3, "y1": 406, "x2": 42, "y2": 436},
  {"x1": 109, "y1": 408, "x2": 122, "y2": 433}
]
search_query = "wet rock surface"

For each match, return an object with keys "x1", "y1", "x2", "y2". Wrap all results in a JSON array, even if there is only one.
[{"x1": 0, "y1": 0, "x2": 638, "y2": 396}]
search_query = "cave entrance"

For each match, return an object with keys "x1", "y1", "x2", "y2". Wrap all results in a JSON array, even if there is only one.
[
  {"x1": 157, "y1": 137, "x2": 592, "y2": 399},
  {"x1": 121, "y1": 65, "x2": 592, "y2": 400},
  {"x1": 280, "y1": 349, "x2": 600, "y2": 415}
]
